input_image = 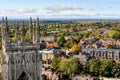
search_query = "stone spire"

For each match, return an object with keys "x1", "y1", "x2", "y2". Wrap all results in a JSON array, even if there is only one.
[
  {"x1": 36, "y1": 17, "x2": 40, "y2": 47},
  {"x1": 2, "y1": 17, "x2": 4, "y2": 25},
  {"x1": 2, "y1": 17, "x2": 4, "y2": 35},
  {"x1": 5, "y1": 17, "x2": 9, "y2": 43},
  {"x1": 15, "y1": 22, "x2": 19, "y2": 42},
  {"x1": 1, "y1": 17, "x2": 9, "y2": 48},
  {"x1": 1, "y1": 17, "x2": 5, "y2": 47},
  {"x1": 21, "y1": 21, "x2": 25, "y2": 43},
  {"x1": 32, "y1": 20, "x2": 36, "y2": 44},
  {"x1": 5, "y1": 17, "x2": 8, "y2": 36},
  {"x1": 29, "y1": 17, "x2": 33, "y2": 42}
]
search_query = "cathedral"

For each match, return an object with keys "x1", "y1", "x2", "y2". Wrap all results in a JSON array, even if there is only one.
[{"x1": 1, "y1": 17, "x2": 42, "y2": 80}]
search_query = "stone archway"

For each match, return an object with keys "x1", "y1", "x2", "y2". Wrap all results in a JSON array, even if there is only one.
[{"x1": 17, "y1": 71, "x2": 32, "y2": 80}]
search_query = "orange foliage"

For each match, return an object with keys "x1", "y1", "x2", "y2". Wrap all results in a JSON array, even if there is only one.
[
  {"x1": 70, "y1": 44, "x2": 80, "y2": 52},
  {"x1": 46, "y1": 43, "x2": 54, "y2": 48},
  {"x1": 105, "y1": 43, "x2": 113, "y2": 49}
]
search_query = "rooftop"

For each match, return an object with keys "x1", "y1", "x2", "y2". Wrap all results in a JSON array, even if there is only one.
[
  {"x1": 85, "y1": 48, "x2": 120, "y2": 52},
  {"x1": 39, "y1": 49, "x2": 57, "y2": 54}
]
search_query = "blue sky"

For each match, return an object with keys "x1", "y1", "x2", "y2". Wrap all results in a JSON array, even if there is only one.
[{"x1": 0, "y1": 0, "x2": 120, "y2": 19}]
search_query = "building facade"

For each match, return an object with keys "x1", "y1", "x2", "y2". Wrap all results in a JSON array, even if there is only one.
[
  {"x1": 85, "y1": 48, "x2": 120, "y2": 62},
  {"x1": 39, "y1": 49, "x2": 64, "y2": 68},
  {"x1": 1, "y1": 17, "x2": 42, "y2": 80}
]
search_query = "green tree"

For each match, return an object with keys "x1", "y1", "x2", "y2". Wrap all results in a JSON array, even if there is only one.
[
  {"x1": 112, "y1": 63, "x2": 120, "y2": 78},
  {"x1": 99, "y1": 59, "x2": 116, "y2": 77},
  {"x1": 85, "y1": 59, "x2": 116, "y2": 77},
  {"x1": 89, "y1": 59, "x2": 100, "y2": 76},
  {"x1": 57, "y1": 36, "x2": 65, "y2": 47},
  {"x1": 65, "y1": 39, "x2": 76, "y2": 48},
  {"x1": 41, "y1": 31, "x2": 47, "y2": 36},
  {"x1": 58, "y1": 58, "x2": 81, "y2": 78},
  {"x1": 51, "y1": 58, "x2": 61, "y2": 71},
  {"x1": 108, "y1": 30, "x2": 120, "y2": 40}
]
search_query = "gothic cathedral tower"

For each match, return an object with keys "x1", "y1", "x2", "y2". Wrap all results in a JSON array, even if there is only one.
[{"x1": 1, "y1": 17, "x2": 42, "y2": 80}]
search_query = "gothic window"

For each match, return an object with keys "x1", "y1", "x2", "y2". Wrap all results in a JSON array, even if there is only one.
[
  {"x1": 18, "y1": 60, "x2": 20, "y2": 63},
  {"x1": 92, "y1": 52, "x2": 95, "y2": 57},
  {"x1": 27, "y1": 59, "x2": 28, "y2": 63},
  {"x1": 102, "y1": 52, "x2": 104, "y2": 57},
  {"x1": 3, "y1": 56, "x2": 6, "y2": 64},
  {"x1": 18, "y1": 71, "x2": 29, "y2": 80},
  {"x1": 39, "y1": 54, "x2": 42, "y2": 60},
  {"x1": 32, "y1": 54, "x2": 35, "y2": 62},
  {"x1": 99, "y1": 51, "x2": 101, "y2": 57}
]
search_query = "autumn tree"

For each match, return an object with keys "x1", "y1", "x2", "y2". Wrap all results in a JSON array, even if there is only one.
[
  {"x1": 51, "y1": 58, "x2": 62, "y2": 71},
  {"x1": 57, "y1": 36, "x2": 65, "y2": 47},
  {"x1": 46, "y1": 43, "x2": 54, "y2": 48},
  {"x1": 112, "y1": 63, "x2": 120, "y2": 78},
  {"x1": 51, "y1": 57, "x2": 82, "y2": 79},
  {"x1": 84, "y1": 59, "x2": 116, "y2": 77},
  {"x1": 105, "y1": 44, "x2": 113, "y2": 49},
  {"x1": 58, "y1": 58, "x2": 81, "y2": 78},
  {"x1": 70, "y1": 44, "x2": 80, "y2": 54},
  {"x1": 108, "y1": 30, "x2": 120, "y2": 40}
]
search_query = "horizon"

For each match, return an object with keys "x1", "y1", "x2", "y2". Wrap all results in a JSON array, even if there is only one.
[
  {"x1": 1, "y1": 17, "x2": 120, "y2": 21},
  {"x1": 0, "y1": 0, "x2": 120, "y2": 19}
]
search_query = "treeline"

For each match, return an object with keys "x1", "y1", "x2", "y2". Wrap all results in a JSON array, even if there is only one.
[{"x1": 51, "y1": 58, "x2": 120, "y2": 79}]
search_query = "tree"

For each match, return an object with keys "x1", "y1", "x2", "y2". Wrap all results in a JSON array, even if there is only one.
[
  {"x1": 41, "y1": 31, "x2": 47, "y2": 36},
  {"x1": 25, "y1": 32, "x2": 30, "y2": 42},
  {"x1": 102, "y1": 59, "x2": 116, "y2": 77},
  {"x1": 51, "y1": 58, "x2": 82, "y2": 79},
  {"x1": 108, "y1": 30, "x2": 120, "y2": 40},
  {"x1": 57, "y1": 36, "x2": 65, "y2": 47},
  {"x1": 112, "y1": 63, "x2": 120, "y2": 78},
  {"x1": 84, "y1": 59, "x2": 116, "y2": 77},
  {"x1": 99, "y1": 59, "x2": 116, "y2": 77},
  {"x1": 105, "y1": 44, "x2": 113, "y2": 49},
  {"x1": 70, "y1": 44, "x2": 80, "y2": 54},
  {"x1": 51, "y1": 58, "x2": 61, "y2": 71},
  {"x1": 46, "y1": 43, "x2": 54, "y2": 48},
  {"x1": 42, "y1": 74, "x2": 47, "y2": 80},
  {"x1": 65, "y1": 39, "x2": 76, "y2": 48},
  {"x1": 74, "y1": 35, "x2": 81, "y2": 44},
  {"x1": 58, "y1": 58, "x2": 81, "y2": 77},
  {"x1": 89, "y1": 59, "x2": 100, "y2": 76}
]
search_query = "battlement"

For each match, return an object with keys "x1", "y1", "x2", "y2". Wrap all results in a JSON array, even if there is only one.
[
  {"x1": 10, "y1": 44, "x2": 38, "y2": 51},
  {"x1": 4, "y1": 42, "x2": 39, "y2": 51}
]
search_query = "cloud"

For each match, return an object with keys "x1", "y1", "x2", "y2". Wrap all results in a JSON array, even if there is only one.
[
  {"x1": 18, "y1": 8, "x2": 38, "y2": 13},
  {"x1": 36, "y1": 13, "x2": 102, "y2": 19},
  {"x1": 103, "y1": 14, "x2": 120, "y2": 17},
  {"x1": 0, "y1": 8, "x2": 38, "y2": 18},
  {"x1": 0, "y1": 8, "x2": 120, "y2": 19},
  {"x1": 66, "y1": 13, "x2": 101, "y2": 18},
  {"x1": 45, "y1": 5, "x2": 83, "y2": 12},
  {"x1": 1, "y1": 8, "x2": 38, "y2": 15},
  {"x1": 109, "y1": 1, "x2": 120, "y2": 5},
  {"x1": 108, "y1": 6, "x2": 113, "y2": 9},
  {"x1": 89, "y1": 8, "x2": 97, "y2": 11}
]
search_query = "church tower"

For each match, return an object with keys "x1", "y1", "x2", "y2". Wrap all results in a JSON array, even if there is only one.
[{"x1": 1, "y1": 17, "x2": 42, "y2": 80}]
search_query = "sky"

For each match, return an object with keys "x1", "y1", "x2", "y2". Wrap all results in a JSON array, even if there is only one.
[{"x1": 0, "y1": 0, "x2": 120, "y2": 19}]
